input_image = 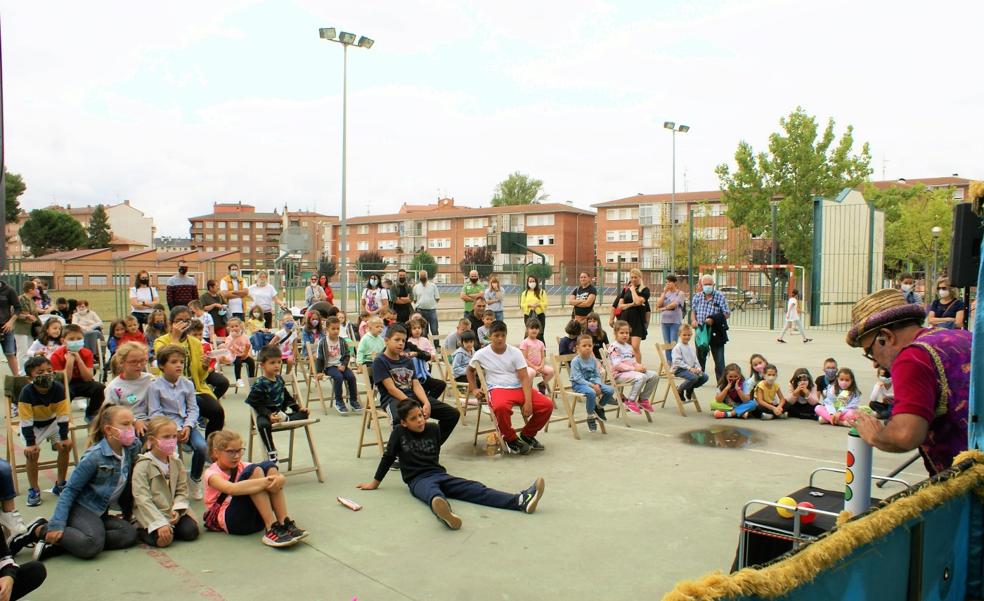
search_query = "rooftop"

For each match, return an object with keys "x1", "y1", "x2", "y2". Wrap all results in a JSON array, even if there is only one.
[
  {"x1": 340, "y1": 200, "x2": 594, "y2": 225},
  {"x1": 593, "y1": 189, "x2": 724, "y2": 208},
  {"x1": 866, "y1": 176, "x2": 973, "y2": 190}
]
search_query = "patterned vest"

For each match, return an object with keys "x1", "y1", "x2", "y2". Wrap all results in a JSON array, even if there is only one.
[{"x1": 905, "y1": 328, "x2": 972, "y2": 474}]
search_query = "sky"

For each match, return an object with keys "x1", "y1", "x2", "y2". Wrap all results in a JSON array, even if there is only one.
[{"x1": 2, "y1": 0, "x2": 982, "y2": 237}]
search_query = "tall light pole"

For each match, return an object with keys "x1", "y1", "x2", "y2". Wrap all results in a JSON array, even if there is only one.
[
  {"x1": 319, "y1": 27, "x2": 373, "y2": 312},
  {"x1": 931, "y1": 225, "x2": 942, "y2": 290},
  {"x1": 663, "y1": 121, "x2": 689, "y2": 274}
]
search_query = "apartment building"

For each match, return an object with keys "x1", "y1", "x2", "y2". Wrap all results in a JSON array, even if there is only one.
[
  {"x1": 327, "y1": 197, "x2": 596, "y2": 283},
  {"x1": 867, "y1": 176, "x2": 973, "y2": 201},
  {"x1": 6, "y1": 200, "x2": 156, "y2": 259}
]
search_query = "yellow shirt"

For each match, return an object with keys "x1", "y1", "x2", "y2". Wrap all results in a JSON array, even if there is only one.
[
  {"x1": 755, "y1": 380, "x2": 780, "y2": 406},
  {"x1": 520, "y1": 290, "x2": 549, "y2": 315},
  {"x1": 152, "y1": 333, "x2": 214, "y2": 399}
]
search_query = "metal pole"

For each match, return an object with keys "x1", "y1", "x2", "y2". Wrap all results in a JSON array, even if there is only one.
[
  {"x1": 670, "y1": 128, "x2": 676, "y2": 274},
  {"x1": 931, "y1": 237, "x2": 938, "y2": 290},
  {"x1": 770, "y1": 203, "x2": 777, "y2": 330},
  {"x1": 339, "y1": 44, "x2": 349, "y2": 313},
  {"x1": 687, "y1": 208, "x2": 694, "y2": 296}
]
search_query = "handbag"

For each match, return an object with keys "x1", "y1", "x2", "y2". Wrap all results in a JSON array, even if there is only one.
[{"x1": 694, "y1": 324, "x2": 711, "y2": 352}]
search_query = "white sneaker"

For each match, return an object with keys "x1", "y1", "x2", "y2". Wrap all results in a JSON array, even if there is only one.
[
  {"x1": 236, "y1": 379, "x2": 245, "y2": 388},
  {"x1": 188, "y1": 477, "x2": 204, "y2": 501},
  {"x1": 0, "y1": 510, "x2": 27, "y2": 544}
]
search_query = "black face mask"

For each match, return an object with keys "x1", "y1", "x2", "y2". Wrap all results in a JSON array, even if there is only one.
[
  {"x1": 420, "y1": 276, "x2": 427, "y2": 282},
  {"x1": 178, "y1": 266, "x2": 188, "y2": 275},
  {"x1": 470, "y1": 278, "x2": 478, "y2": 283},
  {"x1": 398, "y1": 277, "x2": 406, "y2": 283},
  {"x1": 139, "y1": 277, "x2": 150, "y2": 285}
]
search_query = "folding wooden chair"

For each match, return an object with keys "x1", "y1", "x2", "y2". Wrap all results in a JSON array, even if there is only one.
[
  {"x1": 469, "y1": 364, "x2": 515, "y2": 455},
  {"x1": 356, "y1": 367, "x2": 389, "y2": 457},
  {"x1": 655, "y1": 343, "x2": 703, "y2": 416},
  {"x1": 282, "y1": 338, "x2": 303, "y2": 401},
  {"x1": 544, "y1": 354, "x2": 603, "y2": 438},
  {"x1": 599, "y1": 345, "x2": 651, "y2": 426},
  {"x1": 439, "y1": 349, "x2": 476, "y2": 424},
  {"x1": 303, "y1": 342, "x2": 331, "y2": 415},
  {"x1": 246, "y1": 402, "x2": 324, "y2": 483}
]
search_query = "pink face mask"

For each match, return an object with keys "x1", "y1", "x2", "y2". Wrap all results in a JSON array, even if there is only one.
[
  {"x1": 753, "y1": 363, "x2": 765, "y2": 374},
  {"x1": 838, "y1": 379, "x2": 852, "y2": 390},
  {"x1": 112, "y1": 426, "x2": 137, "y2": 446},
  {"x1": 156, "y1": 437, "x2": 178, "y2": 456}
]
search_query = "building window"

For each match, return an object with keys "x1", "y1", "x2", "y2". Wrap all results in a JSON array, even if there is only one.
[
  {"x1": 205, "y1": 234, "x2": 214, "y2": 241},
  {"x1": 463, "y1": 237, "x2": 485, "y2": 248},
  {"x1": 357, "y1": 225, "x2": 369, "y2": 234},
  {"x1": 88, "y1": 275, "x2": 108, "y2": 286},
  {"x1": 378, "y1": 223, "x2": 399, "y2": 234},
  {"x1": 526, "y1": 214, "x2": 555, "y2": 227},
  {"x1": 230, "y1": 234, "x2": 238, "y2": 241},
  {"x1": 606, "y1": 207, "x2": 639, "y2": 221},
  {"x1": 242, "y1": 234, "x2": 250, "y2": 241},
  {"x1": 435, "y1": 256, "x2": 451, "y2": 265},
  {"x1": 217, "y1": 234, "x2": 226, "y2": 241},
  {"x1": 255, "y1": 234, "x2": 264, "y2": 242},
  {"x1": 526, "y1": 235, "x2": 555, "y2": 246},
  {"x1": 710, "y1": 203, "x2": 725, "y2": 217},
  {"x1": 605, "y1": 251, "x2": 639, "y2": 263},
  {"x1": 63, "y1": 275, "x2": 84, "y2": 286},
  {"x1": 242, "y1": 259, "x2": 252, "y2": 266},
  {"x1": 429, "y1": 238, "x2": 451, "y2": 249},
  {"x1": 357, "y1": 241, "x2": 369, "y2": 251},
  {"x1": 113, "y1": 274, "x2": 130, "y2": 286},
  {"x1": 241, "y1": 222, "x2": 251, "y2": 229},
  {"x1": 302, "y1": 220, "x2": 309, "y2": 227},
  {"x1": 605, "y1": 230, "x2": 639, "y2": 242},
  {"x1": 378, "y1": 240, "x2": 398, "y2": 250},
  {"x1": 463, "y1": 218, "x2": 488, "y2": 229},
  {"x1": 217, "y1": 222, "x2": 227, "y2": 229},
  {"x1": 229, "y1": 222, "x2": 238, "y2": 229},
  {"x1": 428, "y1": 220, "x2": 450, "y2": 231}
]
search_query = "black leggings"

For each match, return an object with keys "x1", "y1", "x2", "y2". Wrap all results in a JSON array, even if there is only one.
[
  {"x1": 6, "y1": 561, "x2": 46, "y2": 600},
  {"x1": 196, "y1": 393, "x2": 225, "y2": 438},
  {"x1": 234, "y1": 356, "x2": 256, "y2": 380},
  {"x1": 206, "y1": 371, "x2": 230, "y2": 400},
  {"x1": 137, "y1": 514, "x2": 199, "y2": 546}
]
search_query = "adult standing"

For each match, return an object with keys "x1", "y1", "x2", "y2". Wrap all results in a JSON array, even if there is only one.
[
  {"x1": 165, "y1": 260, "x2": 198, "y2": 309},
  {"x1": 655, "y1": 274, "x2": 686, "y2": 363},
  {"x1": 0, "y1": 279, "x2": 22, "y2": 376},
  {"x1": 568, "y1": 272, "x2": 597, "y2": 323},
  {"x1": 614, "y1": 269, "x2": 651, "y2": 362},
  {"x1": 412, "y1": 270, "x2": 441, "y2": 342},
  {"x1": 484, "y1": 276, "x2": 505, "y2": 322},
  {"x1": 690, "y1": 274, "x2": 730, "y2": 381},
  {"x1": 199, "y1": 280, "x2": 228, "y2": 338},
  {"x1": 520, "y1": 275, "x2": 548, "y2": 342},
  {"x1": 219, "y1": 264, "x2": 249, "y2": 321},
  {"x1": 71, "y1": 299, "x2": 104, "y2": 360},
  {"x1": 460, "y1": 270, "x2": 484, "y2": 317},
  {"x1": 851, "y1": 289, "x2": 971, "y2": 475},
  {"x1": 392, "y1": 269, "x2": 414, "y2": 324},
  {"x1": 305, "y1": 275, "x2": 328, "y2": 308},
  {"x1": 129, "y1": 270, "x2": 159, "y2": 326},
  {"x1": 927, "y1": 277, "x2": 965, "y2": 330},
  {"x1": 247, "y1": 271, "x2": 284, "y2": 329},
  {"x1": 361, "y1": 275, "x2": 389, "y2": 318},
  {"x1": 898, "y1": 272, "x2": 922, "y2": 305},
  {"x1": 318, "y1": 275, "x2": 335, "y2": 305},
  {"x1": 13, "y1": 281, "x2": 39, "y2": 371}
]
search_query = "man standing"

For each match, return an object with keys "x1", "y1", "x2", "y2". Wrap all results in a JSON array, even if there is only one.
[
  {"x1": 165, "y1": 260, "x2": 198, "y2": 309},
  {"x1": 568, "y1": 272, "x2": 597, "y2": 323},
  {"x1": 898, "y1": 272, "x2": 922, "y2": 305},
  {"x1": 0, "y1": 279, "x2": 22, "y2": 376},
  {"x1": 851, "y1": 289, "x2": 970, "y2": 475},
  {"x1": 690, "y1": 274, "x2": 730, "y2": 380},
  {"x1": 219, "y1": 263, "x2": 249, "y2": 321},
  {"x1": 413, "y1": 270, "x2": 441, "y2": 341},
  {"x1": 392, "y1": 269, "x2": 414, "y2": 324},
  {"x1": 460, "y1": 270, "x2": 484, "y2": 317}
]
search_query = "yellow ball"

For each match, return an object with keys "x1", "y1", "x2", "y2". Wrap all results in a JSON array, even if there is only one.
[{"x1": 776, "y1": 497, "x2": 797, "y2": 518}]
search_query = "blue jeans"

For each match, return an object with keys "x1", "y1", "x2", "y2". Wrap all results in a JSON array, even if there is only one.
[
  {"x1": 572, "y1": 382, "x2": 614, "y2": 415},
  {"x1": 493, "y1": 310, "x2": 504, "y2": 322},
  {"x1": 674, "y1": 368, "x2": 709, "y2": 393},
  {"x1": 418, "y1": 308, "x2": 440, "y2": 340},
  {"x1": 409, "y1": 471, "x2": 519, "y2": 511},
  {"x1": 661, "y1": 323, "x2": 680, "y2": 363},
  {"x1": 0, "y1": 459, "x2": 16, "y2": 501},
  {"x1": 186, "y1": 428, "x2": 208, "y2": 480},
  {"x1": 325, "y1": 365, "x2": 359, "y2": 406}
]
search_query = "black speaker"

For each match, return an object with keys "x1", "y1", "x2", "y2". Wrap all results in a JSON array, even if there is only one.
[{"x1": 949, "y1": 202, "x2": 983, "y2": 288}]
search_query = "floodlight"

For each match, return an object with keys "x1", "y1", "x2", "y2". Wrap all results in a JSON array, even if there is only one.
[
  {"x1": 357, "y1": 36, "x2": 374, "y2": 49},
  {"x1": 663, "y1": 121, "x2": 675, "y2": 130},
  {"x1": 318, "y1": 27, "x2": 337, "y2": 40},
  {"x1": 339, "y1": 31, "x2": 356, "y2": 44},
  {"x1": 678, "y1": 124, "x2": 690, "y2": 133}
]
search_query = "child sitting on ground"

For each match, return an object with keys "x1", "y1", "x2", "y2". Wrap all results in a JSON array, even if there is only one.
[
  {"x1": 816, "y1": 367, "x2": 860, "y2": 426},
  {"x1": 518, "y1": 318, "x2": 554, "y2": 394},
  {"x1": 451, "y1": 331, "x2": 477, "y2": 383},
  {"x1": 356, "y1": 399, "x2": 545, "y2": 530},
  {"x1": 50, "y1": 324, "x2": 107, "y2": 423},
  {"x1": 443, "y1": 318, "x2": 472, "y2": 350},
  {"x1": 203, "y1": 429, "x2": 306, "y2": 548},
  {"x1": 316, "y1": 317, "x2": 362, "y2": 414},
  {"x1": 754, "y1": 364, "x2": 788, "y2": 420},
  {"x1": 671, "y1": 323, "x2": 709, "y2": 401},
  {"x1": 786, "y1": 368, "x2": 820, "y2": 419},
  {"x1": 245, "y1": 346, "x2": 310, "y2": 461},
  {"x1": 558, "y1": 319, "x2": 581, "y2": 356},
  {"x1": 712, "y1": 363, "x2": 757, "y2": 419},
  {"x1": 221, "y1": 318, "x2": 255, "y2": 388},
  {"x1": 356, "y1": 316, "x2": 385, "y2": 372},
  {"x1": 608, "y1": 320, "x2": 659, "y2": 414},
  {"x1": 120, "y1": 315, "x2": 148, "y2": 345},
  {"x1": 131, "y1": 416, "x2": 200, "y2": 548},
  {"x1": 569, "y1": 334, "x2": 616, "y2": 432},
  {"x1": 744, "y1": 353, "x2": 769, "y2": 396},
  {"x1": 869, "y1": 365, "x2": 894, "y2": 420},
  {"x1": 476, "y1": 310, "x2": 495, "y2": 347},
  {"x1": 18, "y1": 356, "x2": 74, "y2": 507},
  {"x1": 815, "y1": 357, "x2": 838, "y2": 394}
]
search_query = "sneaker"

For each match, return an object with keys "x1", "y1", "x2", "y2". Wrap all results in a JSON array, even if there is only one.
[
  {"x1": 760, "y1": 413, "x2": 774, "y2": 420},
  {"x1": 779, "y1": 412, "x2": 789, "y2": 419},
  {"x1": 33, "y1": 540, "x2": 59, "y2": 561},
  {"x1": 506, "y1": 437, "x2": 532, "y2": 455},
  {"x1": 390, "y1": 459, "x2": 401, "y2": 471},
  {"x1": 639, "y1": 399, "x2": 654, "y2": 412},
  {"x1": 0, "y1": 510, "x2": 27, "y2": 543},
  {"x1": 624, "y1": 400, "x2": 642, "y2": 414},
  {"x1": 282, "y1": 517, "x2": 308, "y2": 541},
  {"x1": 267, "y1": 451, "x2": 279, "y2": 463},
  {"x1": 236, "y1": 379, "x2": 245, "y2": 388},
  {"x1": 518, "y1": 477, "x2": 545, "y2": 514},
  {"x1": 713, "y1": 410, "x2": 732, "y2": 419},
  {"x1": 9, "y1": 517, "x2": 46, "y2": 555},
  {"x1": 595, "y1": 406, "x2": 607, "y2": 421},
  {"x1": 818, "y1": 416, "x2": 826, "y2": 424},
  {"x1": 51, "y1": 480, "x2": 67, "y2": 496},
  {"x1": 587, "y1": 417, "x2": 598, "y2": 432},
  {"x1": 262, "y1": 523, "x2": 297, "y2": 548},
  {"x1": 349, "y1": 398, "x2": 363, "y2": 412},
  {"x1": 334, "y1": 402, "x2": 349, "y2": 415},
  {"x1": 776, "y1": 338, "x2": 787, "y2": 343},
  {"x1": 804, "y1": 338, "x2": 813, "y2": 343},
  {"x1": 536, "y1": 382, "x2": 547, "y2": 395},
  {"x1": 518, "y1": 433, "x2": 545, "y2": 451},
  {"x1": 430, "y1": 496, "x2": 462, "y2": 530},
  {"x1": 26, "y1": 488, "x2": 41, "y2": 508},
  {"x1": 188, "y1": 477, "x2": 204, "y2": 501}
]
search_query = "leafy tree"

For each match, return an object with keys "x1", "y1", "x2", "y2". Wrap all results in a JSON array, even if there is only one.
[
  {"x1": 460, "y1": 246, "x2": 495, "y2": 279},
  {"x1": 355, "y1": 251, "x2": 385, "y2": 280},
  {"x1": 317, "y1": 254, "x2": 337, "y2": 279},
  {"x1": 864, "y1": 184, "x2": 953, "y2": 275},
  {"x1": 4, "y1": 168, "x2": 26, "y2": 224},
  {"x1": 19, "y1": 209, "x2": 87, "y2": 257},
  {"x1": 526, "y1": 262, "x2": 553, "y2": 283},
  {"x1": 409, "y1": 251, "x2": 438, "y2": 279},
  {"x1": 85, "y1": 204, "x2": 113, "y2": 248},
  {"x1": 491, "y1": 172, "x2": 548, "y2": 207},
  {"x1": 715, "y1": 107, "x2": 871, "y2": 270},
  {"x1": 658, "y1": 222, "x2": 719, "y2": 273}
]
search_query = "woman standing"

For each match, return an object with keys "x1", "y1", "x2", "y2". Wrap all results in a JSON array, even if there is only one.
[
  {"x1": 927, "y1": 277, "x2": 965, "y2": 329},
  {"x1": 247, "y1": 272, "x2": 285, "y2": 329},
  {"x1": 655, "y1": 274, "x2": 686, "y2": 363},
  {"x1": 129, "y1": 270, "x2": 159, "y2": 326},
  {"x1": 520, "y1": 275, "x2": 549, "y2": 342},
  {"x1": 360, "y1": 275, "x2": 388, "y2": 318},
  {"x1": 305, "y1": 275, "x2": 328, "y2": 308},
  {"x1": 319, "y1": 275, "x2": 335, "y2": 305},
  {"x1": 484, "y1": 276, "x2": 505, "y2": 322},
  {"x1": 614, "y1": 269, "x2": 650, "y2": 362}
]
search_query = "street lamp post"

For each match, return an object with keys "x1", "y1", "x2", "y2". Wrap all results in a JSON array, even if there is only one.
[
  {"x1": 663, "y1": 121, "x2": 689, "y2": 275},
  {"x1": 931, "y1": 225, "x2": 942, "y2": 290},
  {"x1": 319, "y1": 27, "x2": 374, "y2": 313}
]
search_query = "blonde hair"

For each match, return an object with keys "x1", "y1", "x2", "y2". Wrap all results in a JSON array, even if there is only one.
[
  {"x1": 226, "y1": 317, "x2": 243, "y2": 329},
  {"x1": 110, "y1": 341, "x2": 148, "y2": 376},
  {"x1": 90, "y1": 404, "x2": 133, "y2": 445},
  {"x1": 145, "y1": 415, "x2": 177, "y2": 449},
  {"x1": 207, "y1": 429, "x2": 243, "y2": 461},
  {"x1": 123, "y1": 315, "x2": 139, "y2": 328},
  {"x1": 367, "y1": 316, "x2": 384, "y2": 327},
  {"x1": 679, "y1": 323, "x2": 693, "y2": 335}
]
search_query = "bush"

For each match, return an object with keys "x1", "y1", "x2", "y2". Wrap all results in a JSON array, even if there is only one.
[
  {"x1": 459, "y1": 246, "x2": 495, "y2": 279},
  {"x1": 317, "y1": 255, "x2": 337, "y2": 279},
  {"x1": 526, "y1": 262, "x2": 553, "y2": 283},
  {"x1": 409, "y1": 251, "x2": 438, "y2": 279},
  {"x1": 355, "y1": 251, "x2": 385, "y2": 281}
]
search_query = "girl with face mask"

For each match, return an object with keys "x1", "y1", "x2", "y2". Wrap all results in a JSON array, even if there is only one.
[
  {"x1": 361, "y1": 275, "x2": 389, "y2": 318},
  {"x1": 520, "y1": 276, "x2": 549, "y2": 342},
  {"x1": 816, "y1": 367, "x2": 861, "y2": 426},
  {"x1": 927, "y1": 278, "x2": 966, "y2": 330}
]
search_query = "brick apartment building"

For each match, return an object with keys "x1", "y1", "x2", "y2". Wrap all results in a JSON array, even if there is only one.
[
  {"x1": 327, "y1": 198, "x2": 596, "y2": 284},
  {"x1": 6, "y1": 200, "x2": 156, "y2": 259}
]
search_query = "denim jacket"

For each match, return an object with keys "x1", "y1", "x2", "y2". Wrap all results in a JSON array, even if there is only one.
[{"x1": 49, "y1": 438, "x2": 141, "y2": 532}]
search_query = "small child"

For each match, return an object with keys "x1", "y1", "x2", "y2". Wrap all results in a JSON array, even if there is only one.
[
  {"x1": 569, "y1": 335, "x2": 616, "y2": 432},
  {"x1": 316, "y1": 317, "x2": 361, "y2": 414},
  {"x1": 106, "y1": 319, "x2": 126, "y2": 359},
  {"x1": 18, "y1": 356, "x2": 74, "y2": 507},
  {"x1": 558, "y1": 319, "x2": 582, "y2": 356},
  {"x1": 269, "y1": 314, "x2": 297, "y2": 371},
  {"x1": 106, "y1": 341, "x2": 154, "y2": 435},
  {"x1": 26, "y1": 319, "x2": 63, "y2": 363},
  {"x1": 744, "y1": 353, "x2": 769, "y2": 396},
  {"x1": 131, "y1": 416, "x2": 200, "y2": 547},
  {"x1": 608, "y1": 320, "x2": 659, "y2": 413},
  {"x1": 148, "y1": 344, "x2": 208, "y2": 500},
  {"x1": 476, "y1": 310, "x2": 495, "y2": 347},
  {"x1": 869, "y1": 365, "x2": 894, "y2": 420},
  {"x1": 712, "y1": 363, "x2": 757, "y2": 419},
  {"x1": 451, "y1": 331, "x2": 477, "y2": 383},
  {"x1": 585, "y1": 312, "x2": 609, "y2": 359},
  {"x1": 817, "y1": 367, "x2": 860, "y2": 426},
  {"x1": 776, "y1": 289, "x2": 812, "y2": 344},
  {"x1": 407, "y1": 318, "x2": 436, "y2": 392},
  {"x1": 245, "y1": 346, "x2": 309, "y2": 461},
  {"x1": 302, "y1": 311, "x2": 323, "y2": 348},
  {"x1": 671, "y1": 323, "x2": 709, "y2": 401},
  {"x1": 443, "y1": 318, "x2": 472, "y2": 350},
  {"x1": 786, "y1": 368, "x2": 820, "y2": 419},
  {"x1": 188, "y1": 300, "x2": 214, "y2": 343},
  {"x1": 357, "y1": 316, "x2": 385, "y2": 369},
  {"x1": 186, "y1": 320, "x2": 218, "y2": 373},
  {"x1": 222, "y1": 318, "x2": 255, "y2": 387},
  {"x1": 408, "y1": 318, "x2": 435, "y2": 355},
  {"x1": 357, "y1": 311, "x2": 371, "y2": 339},
  {"x1": 815, "y1": 357, "x2": 838, "y2": 394},
  {"x1": 356, "y1": 399, "x2": 545, "y2": 530},
  {"x1": 518, "y1": 318, "x2": 554, "y2": 394},
  {"x1": 246, "y1": 307, "x2": 272, "y2": 350},
  {"x1": 120, "y1": 315, "x2": 148, "y2": 345},
  {"x1": 144, "y1": 308, "x2": 169, "y2": 361},
  {"x1": 754, "y1": 364, "x2": 788, "y2": 420},
  {"x1": 203, "y1": 429, "x2": 305, "y2": 547},
  {"x1": 49, "y1": 323, "x2": 107, "y2": 422},
  {"x1": 338, "y1": 310, "x2": 357, "y2": 342}
]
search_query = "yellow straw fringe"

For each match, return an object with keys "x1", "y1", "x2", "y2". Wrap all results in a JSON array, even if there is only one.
[{"x1": 662, "y1": 450, "x2": 984, "y2": 601}]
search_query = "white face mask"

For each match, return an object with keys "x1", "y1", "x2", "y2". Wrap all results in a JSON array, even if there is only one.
[
  {"x1": 900, "y1": 283, "x2": 913, "y2": 293},
  {"x1": 938, "y1": 289, "x2": 950, "y2": 299},
  {"x1": 527, "y1": 282, "x2": 536, "y2": 289}
]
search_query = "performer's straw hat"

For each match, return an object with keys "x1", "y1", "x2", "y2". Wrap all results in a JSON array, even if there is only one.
[{"x1": 846, "y1": 289, "x2": 926, "y2": 347}]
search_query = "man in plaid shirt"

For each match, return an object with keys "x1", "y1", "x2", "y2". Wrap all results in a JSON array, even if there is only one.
[{"x1": 690, "y1": 274, "x2": 730, "y2": 380}]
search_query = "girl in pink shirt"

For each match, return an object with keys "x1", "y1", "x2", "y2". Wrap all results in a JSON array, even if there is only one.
[
  {"x1": 221, "y1": 318, "x2": 255, "y2": 385},
  {"x1": 518, "y1": 318, "x2": 554, "y2": 394}
]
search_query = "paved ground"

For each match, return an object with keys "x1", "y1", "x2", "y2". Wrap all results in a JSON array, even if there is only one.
[{"x1": 4, "y1": 319, "x2": 927, "y2": 601}]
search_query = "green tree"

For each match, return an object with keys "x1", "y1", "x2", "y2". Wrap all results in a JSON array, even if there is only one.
[
  {"x1": 4, "y1": 168, "x2": 26, "y2": 224},
  {"x1": 85, "y1": 204, "x2": 113, "y2": 248},
  {"x1": 355, "y1": 251, "x2": 385, "y2": 280},
  {"x1": 658, "y1": 222, "x2": 719, "y2": 274},
  {"x1": 715, "y1": 107, "x2": 872, "y2": 270},
  {"x1": 317, "y1": 254, "x2": 337, "y2": 279},
  {"x1": 491, "y1": 172, "x2": 548, "y2": 207},
  {"x1": 459, "y1": 246, "x2": 495, "y2": 279},
  {"x1": 864, "y1": 184, "x2": 953, "y2": 275},
  {"x1": 526, "y1": 262, "x2": 553, "y2": 283},
  {"x1": 409, "y1": 251, "x2": 438, "y2": 279},
  {"x1": 19, "y1": 209, "x2": 88, "y2": 257}
]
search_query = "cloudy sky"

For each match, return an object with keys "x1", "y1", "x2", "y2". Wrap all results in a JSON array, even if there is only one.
[{"x1": 3, "y1": 1, "x2": 981, "y2": 236}]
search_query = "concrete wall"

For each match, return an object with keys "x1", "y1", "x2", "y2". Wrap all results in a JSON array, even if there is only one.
[{"x1": 107, "y1": 203, "x2": 154, "y2": 246}]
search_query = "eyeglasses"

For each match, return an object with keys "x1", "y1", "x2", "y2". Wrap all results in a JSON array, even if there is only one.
[
  {"x1": 222, "y1": 448, "x2": 244, "y2": 456},
  {"x1": 862, "y1": 336, "x2": 880, "y2": 361}
]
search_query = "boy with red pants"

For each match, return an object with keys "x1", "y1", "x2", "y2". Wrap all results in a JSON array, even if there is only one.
[{"x1": 467, "y1": 320, "x2": 553, "y2": 455}]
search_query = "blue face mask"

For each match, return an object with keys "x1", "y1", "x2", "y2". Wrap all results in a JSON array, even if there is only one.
[
  {"x1": 284, "y1": 322, "x2": 294, "y2": 331},
  {"x1": 702, "y1": 285, "x2": 714, "y2": 294},
  {"x1": 66, "y1": 339, "x2": 85, "y2": 353}
]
